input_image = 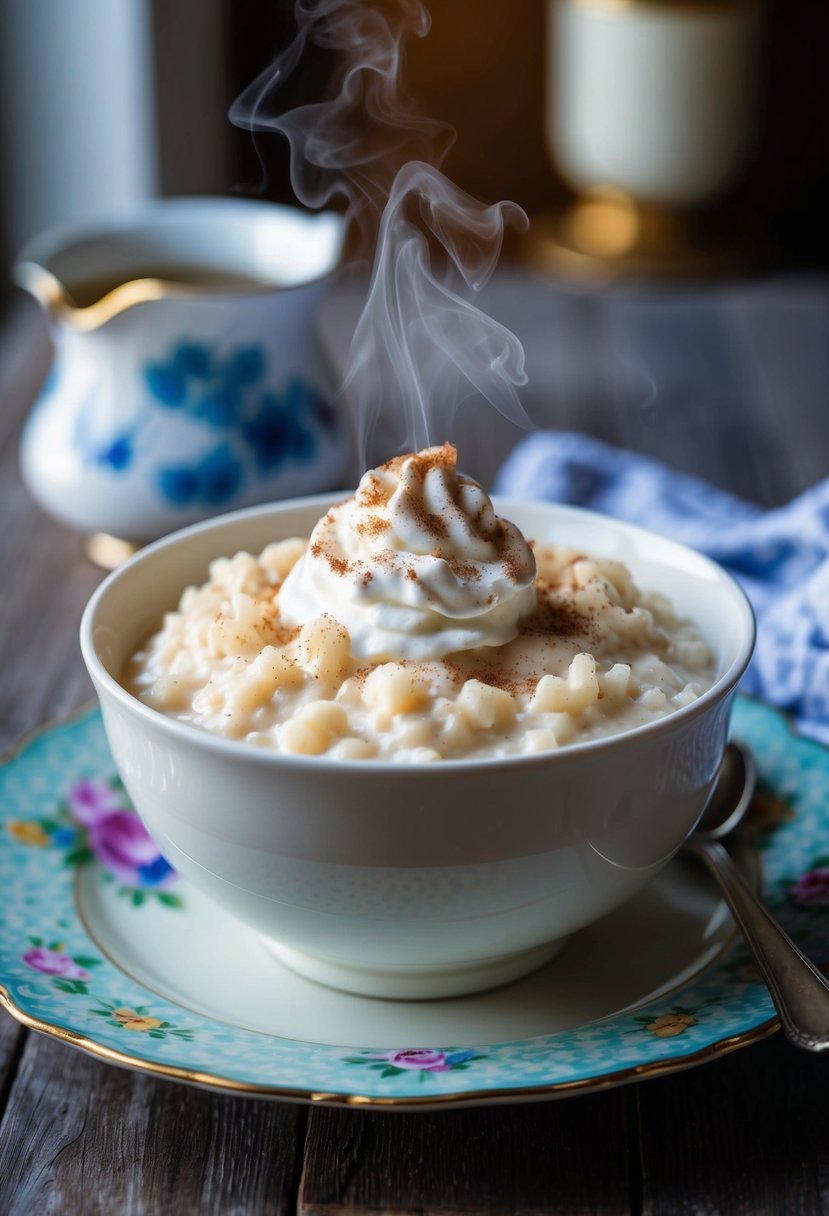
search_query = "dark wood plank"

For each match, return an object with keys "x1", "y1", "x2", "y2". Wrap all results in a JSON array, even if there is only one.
[
  {"x1": 0, "y1": 294, "x2": 51, "y2": 452},
  {"x1": 299, "y1": 1094, "x2": 632, "y2": 1216},
  {"x1": 0, "y1": 1011, "x2": 26, "y2": 1117},
  {"x1": 0, "y1": 299, "x2": 102, "y2": 753},
  {"x1": 637, "y1": 1033, "x2": 829, "y2": 1216},
  {"x1": 604, "y1": 289, "x2": 791, "y2": 505},
  {"x1": 0, "y1": 501, "x2": 102, "y2": 751},
  {"x1": 485, "y1": 275, "x2": 628, "y2": 451},
  {"x1": 733, "y1": 277, "x2": 829, "y2": 498},
  {"x1": 0, "y1": 1030, "x2": 307, "y2": 1216}
]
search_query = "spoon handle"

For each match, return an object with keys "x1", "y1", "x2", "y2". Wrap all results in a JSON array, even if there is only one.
[{"x1": 689, "y1": 839, "x2": 829, "y2": 1052}]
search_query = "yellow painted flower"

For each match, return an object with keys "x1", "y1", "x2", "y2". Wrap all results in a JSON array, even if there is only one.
[
  {"x1": 645, "y1": 1012, "x2": 698, "y2": 1038},
  {"x1": 112, "y1": 1007, "x2": 163, "y2": 1032},
  {"x1": 7, "y1": 820, "x2": 50, "y2": 847}
]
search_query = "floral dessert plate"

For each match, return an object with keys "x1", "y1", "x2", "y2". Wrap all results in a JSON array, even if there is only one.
[{"x1": 1, "y1": 698, "x2": 827, "y2": 1109}]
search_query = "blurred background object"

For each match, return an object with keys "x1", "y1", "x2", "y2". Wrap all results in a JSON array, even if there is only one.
[
  {"x1": 550, "y1": 0, "x2": 765, "y2": 208},
  {"x1": 228, "y1": 0, "x2": 829, "y2": 273},
  {"x1": 1, "y1": 0, "x2": 828, "y2": 282},
  {"x1": 0, "y1": 0, "x2": 231, "y2": 272},
  {"x1": 532, "y1": 0, "x2": 768, "y2": 277},
  {"x1": 0, "y1": 0, "x2": 160, "y2": 268}
]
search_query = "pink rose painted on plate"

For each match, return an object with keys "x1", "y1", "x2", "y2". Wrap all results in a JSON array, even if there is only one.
[
  {"x1": 21, "y1": 938, "x2": 101, "y2": 995},
  {"x1": 343, "y1": 1048, "x2": 486, "y2": 1077},
  {"x1": 66, "y1": 778, "x2": 124, "y2": 826},
  {"x1": 22, "y1": 945, "x2": 91, "y2": 981},
  {"x1": 8, "y1": 774, "x2": 183, "y2": 908},
  {"x1": 88, "y1": 809, "x2": 175, "y2": 890},
  {"x1": 386, "y1": 1050, "x2": 454, "y2": 1072},
  {"x1": 788, "y1": 865, "x2": 829, "y2": 909}
]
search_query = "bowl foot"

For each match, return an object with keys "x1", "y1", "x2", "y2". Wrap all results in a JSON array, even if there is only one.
[{"x1": 260, "y1": 937, "x2": 568, "y2": 1000}]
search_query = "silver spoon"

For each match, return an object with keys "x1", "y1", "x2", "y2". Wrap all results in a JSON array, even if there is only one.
[{"x1": 685, "y1": 742, "x2": 829, "y2": 1052}]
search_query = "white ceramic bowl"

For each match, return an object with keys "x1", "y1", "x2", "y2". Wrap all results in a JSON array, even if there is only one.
[{"x1": 80, "y1": 497, "x2": 755, "y2": 999}]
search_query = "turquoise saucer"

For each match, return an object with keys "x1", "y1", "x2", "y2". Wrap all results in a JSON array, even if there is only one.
[{"x1": 1, "y1": 699, "x2": 826, "y2": 1109}]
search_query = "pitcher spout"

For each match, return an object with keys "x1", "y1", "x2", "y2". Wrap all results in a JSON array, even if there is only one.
[{"x1": 13, "y1": 259, "x2": 170, "y2": 331}]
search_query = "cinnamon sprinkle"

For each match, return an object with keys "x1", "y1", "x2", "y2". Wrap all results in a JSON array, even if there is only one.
[
  {"x1": 405, "y1": 494, "x2": 449, "y2": 540},
  {"x1": 381, "y1": 443, "x2": 456, "y2": 482},
  {"x1": 326, "y1": 553, "x2": 350, "y2": 576},
  {"x1": 356, "y1": 475, "x2": 388, "y2": 509},
  {"x1": 441, "y1": 657, "x2": 531, "y2": 698},
  {"x1": 355, "y1": 513, "x2": 388, "y2": 538},
  {"x1": 445, "y1": 557, "x2": 482, "y2": 582},
  {"x1": 523, "y1": 583, "x2": 598, "y2": 644},
  {"x1": 500, "y1": 548, "x2": 525, "y2": 582}
]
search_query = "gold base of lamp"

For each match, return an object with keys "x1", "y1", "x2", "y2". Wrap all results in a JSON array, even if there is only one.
[{"x1": 524, "y1": 188, "x2": 766, "y2": 281}]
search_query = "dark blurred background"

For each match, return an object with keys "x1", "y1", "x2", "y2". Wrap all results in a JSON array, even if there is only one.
[
  {"x1": 1, "y1": 0, "x2": 827, "y2": 278},
  {"x1": 228, "y1": 0, "x2": 829, "y2": 267}
]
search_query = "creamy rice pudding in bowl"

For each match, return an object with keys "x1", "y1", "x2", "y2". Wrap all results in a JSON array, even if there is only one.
[{"x1": 80, "y1": 446, "x2": 754, "y2": 999}]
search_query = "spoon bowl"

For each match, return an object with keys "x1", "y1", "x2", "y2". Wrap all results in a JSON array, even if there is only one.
[{"x1": 696, "y1": 742, "x2": 756, "y2": 840}]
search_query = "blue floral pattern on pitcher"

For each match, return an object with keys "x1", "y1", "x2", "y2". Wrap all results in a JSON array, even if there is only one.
[{"x1": 91, "y1": 339, "x2": 340, "y2": 509}]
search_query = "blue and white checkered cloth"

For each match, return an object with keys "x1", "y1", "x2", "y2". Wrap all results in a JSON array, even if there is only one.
[{"x1": 495, "y1": 432, "x2": 829, "y2": 744}]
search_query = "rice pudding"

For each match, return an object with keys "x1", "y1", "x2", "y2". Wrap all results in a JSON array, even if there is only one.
[{"x1": 125, "y1": 444, "x2": 716, "y2": 761}]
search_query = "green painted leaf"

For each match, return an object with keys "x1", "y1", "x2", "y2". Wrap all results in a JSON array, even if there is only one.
[
  {"x1": 52, "y1": 980, "x2": 83, "y2": 995},
  {"x1": 156, "y1": 893, "x2": 184, "y2": 910},
  {"x1": 381, "y1": 1066, "x2": 403, "y2": 1078},
  {"x1": 63, "y1": 848, "x2": 93, "y2": 868},
  {"x1": 342, "y1": 1057, "x2": 369, "y2": 1065},
  {"x1": 73, "y1": 956, "x2": 101, "y2": 968}
]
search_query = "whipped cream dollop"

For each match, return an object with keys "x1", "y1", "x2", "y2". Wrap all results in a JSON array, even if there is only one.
[{"x1": 278, "y1": 444, "x2": 537, "y2": 660}]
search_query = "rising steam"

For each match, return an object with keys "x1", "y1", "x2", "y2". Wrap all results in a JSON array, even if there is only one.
[
  {"x1": 347, "y1": 160, "x2": 530, "y2": 459},
  {"x1": 230, "y1": 0, "x2": 531, "y2": 466}
]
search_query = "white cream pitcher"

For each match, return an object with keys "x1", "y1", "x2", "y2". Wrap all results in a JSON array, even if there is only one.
[{"x1": 15, "y1": 198, "x2": 349, "y2": 550}]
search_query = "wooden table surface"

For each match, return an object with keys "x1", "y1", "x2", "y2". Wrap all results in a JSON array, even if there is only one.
[{"x1": 1, "y1": 273, "x2": 828, "y2": 1214}]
